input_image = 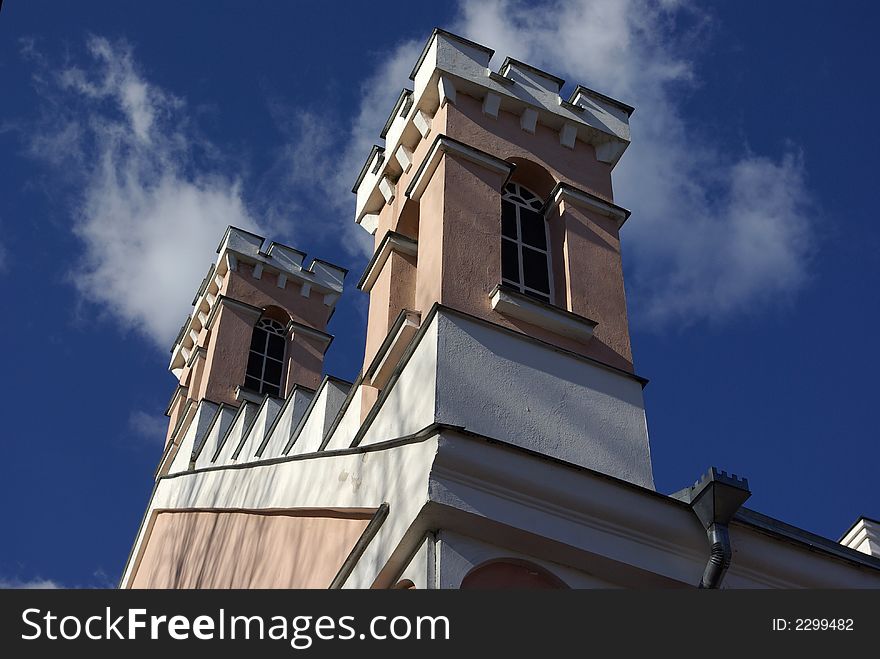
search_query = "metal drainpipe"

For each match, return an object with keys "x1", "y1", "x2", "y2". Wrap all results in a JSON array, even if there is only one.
[{"x1": 671, "y1": 468, "x2": 751, "y2": 589}]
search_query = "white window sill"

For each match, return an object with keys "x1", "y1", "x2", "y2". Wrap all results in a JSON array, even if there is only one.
[
  {"x1": 490, "y1": 285, "x2": 597, "y2": 343},
  {"x1": 235, "y1": 386, "x2": 265, "y2": 405}
]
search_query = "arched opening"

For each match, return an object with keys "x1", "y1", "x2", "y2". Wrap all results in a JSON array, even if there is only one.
[
  {"x1": 501, "y1": 181, "x2": 554, "y2": 304},
  {"x1": 502, "y1": 158, "x2": 564, "y2": 307},
  {"x1": 261, "y1": 305, "x2": 292, "y2": 325},
  {"x1": 460, "y1": 558, "x2": 569, "y2": 590},
  {"x1": 244, "y1": 307, "x2": 291, "y2": 397},
  {"x1": 506, "y1": 157, "x2": 557, "y2": 200}
]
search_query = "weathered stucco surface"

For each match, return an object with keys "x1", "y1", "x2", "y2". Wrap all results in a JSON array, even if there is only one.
[{"x1": 130, "y1": 510, "x2": 371, "y2": 589}]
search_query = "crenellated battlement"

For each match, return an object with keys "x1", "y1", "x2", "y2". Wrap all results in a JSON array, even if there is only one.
[
  {"x1": 352, "y1": 28, "x2": 634, "y2": 234},
  {"x1": 168, "y1": 226, "x2": 346, "y2": 376}
]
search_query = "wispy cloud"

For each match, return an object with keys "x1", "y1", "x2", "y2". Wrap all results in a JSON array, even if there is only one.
[
  {"x1": 449, "y1": 0, "x2": 815, "y2": 325},
  {"x1": 21, "y1": 0, "x2": 816, "y2": 349},
  {"x1": 0, "y1": 567, "x2": 114, "y2": 589},
  {"x1": 128, "y1": 409, "x2": 167, "y2": 443},
  {"x1": 0, "y1": 577, "x2": 62, "y2": 589},
  {"x1": 263, "y1": 38, "x2": 423, "y2": 259},
  {"x1": 23, "y1": 36, "x2": 261, "y2": 350}
]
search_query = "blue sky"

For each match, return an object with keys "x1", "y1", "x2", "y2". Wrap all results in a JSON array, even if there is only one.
[{"x1": 1, "y1": 1, "x2": 877, "y2": 588}]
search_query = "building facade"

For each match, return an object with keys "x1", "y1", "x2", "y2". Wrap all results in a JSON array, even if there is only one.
[{"x1": 120, "y1": 29, "x2": 880, "y2": 589}]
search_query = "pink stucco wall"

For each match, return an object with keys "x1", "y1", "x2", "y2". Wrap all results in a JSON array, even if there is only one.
[
  {"x1": 199, "y1": 302, "x2": 261, "y2": 406},
  {"x1": 448, "y1": 93, "x2": 614, "y2": 198},
  {"x1": 223, "y1": 262, "x2": 331, "y2": 331},
  {"x1": 363, "y1": 250, "x2": 417, "y2": 372},
  {"x1": 186, "y1": 262, "x2": 334, "y2": 407},
  {"x1": 129, "y1": 509, "x2": 372, "y2": 589},
  {"x1": 363, "y1": 90, "x2": 635, "y2": 375}
]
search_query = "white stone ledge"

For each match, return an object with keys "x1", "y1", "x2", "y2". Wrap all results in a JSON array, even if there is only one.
[
  {"x1": 549, "y1": 182, "x2": 631, "y2": 228},
  {"x1": 357, "y1": 231, "x2": 419, "y2": 293},
  {"x1": 490, "y1": 285, "x2": 597, "y2": 343}
]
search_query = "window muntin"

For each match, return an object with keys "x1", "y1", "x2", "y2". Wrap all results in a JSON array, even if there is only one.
[
  {"x1": 501, "y1": 182, "x2": 553, "y2": 303},
  {"x1": 244, "y1": 317, "x2": 287, "y2": 397}
]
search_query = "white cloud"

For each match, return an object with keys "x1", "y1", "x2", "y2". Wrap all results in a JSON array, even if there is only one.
[
  {"x1": 266, "y1": 39, "x2": 423, "y2": 260},
  {"x1": 24, "y1": 2, "x2": 816, "y2": 348},
  {"x1": 128, "y1": 409, "x2": 168, "y2": 442},
  {"x1": 0, "y1": 577, "x2": 62, "y2": 589},
  {"x1": 447, "y1": 0, "x2": 814, "y2": 325},
  {"x1": 26, "y1": 36, "x2": 261, "y2": 349}
]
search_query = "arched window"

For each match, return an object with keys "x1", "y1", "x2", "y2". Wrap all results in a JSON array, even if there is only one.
[
  {"x1": 501, "y1": 182, "x2": 552, "y2": 303},
  {"x1": 460, "y1": 559, "x2": 568, "y2": 589},
  {"x1": 244, "y1": 317, "x2": 287, "y2": 396}
]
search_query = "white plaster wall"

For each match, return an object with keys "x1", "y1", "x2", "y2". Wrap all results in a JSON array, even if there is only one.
[
  {"x1": 286, "y1": 380, "x2": 351, "y2": 455},
  {"x1": 356, "y1": 318, "x2": 438, "y2": 447},
  {"x1": 428, "y1": 429, "x2": 880, "y2": 588},
  {"x1": 125, "y1": 426, "x2": 880, "y2": 590},
  {"x1": 394, "y1": 534, "x2": 433, "y2": 590},
  {"x1": 429, "y1": 429, "x2": 705, "y2": 587},
  {"x1": 434, "y1": 311, "x2": 654, "y2": 489},
  {"x1": 122, "y1": 437, "x2": 439, "y2": 589},
  {"x1": 213, "y1": 402, "x2": 257, "y2": 465},
  {"x1": 436, "y1": 530, "x2": 619, "y2": 589},
  {"x1": 194, "y1": 407, "x2": 236, "y2": 470},
  {"x1": 234, "y1": 398, "x2": 283, "y2": 463},
  {"x1": 322, "y1": 387, "x2": 365, "y2": 451},
  {"x1": 258, "y1": 389, "x2": 315, "y2": 459},
  {"x1": 167, "y1": 401, "x2": 219, "y2": 475}
]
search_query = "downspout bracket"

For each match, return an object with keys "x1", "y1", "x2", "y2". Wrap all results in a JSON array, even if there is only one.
[{"x1": 672, "y1": 467, "x2": 751, "y2": 589}]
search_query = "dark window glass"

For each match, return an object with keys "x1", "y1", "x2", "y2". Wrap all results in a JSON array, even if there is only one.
[
  {"x1": 263, "y1": 358, "x2": 283, "y2": 386},
  {"x1": 246, "y1": 352, "x2": 263, "y2": 378},
  {"x1": 522, "y1": 247, "x2": 550, "y2": 293},
  {"x1": 501, "y1": 201, "x2": 518, "y2": 239},
  {"x1": 524, "y1": 290, "x2": 551, "y2": 304},
  {"x1": 266, "y1": 334, "x2": 285, "y2": 360},
  {"x1": 249, "y1": 328, "x2": 267, "y2": 352},
  {"x1": 519, "y1": 186, "x2": 539, "y2": 204},
  {"x1": 245, "y1": 317, "x2": 287, "y2": 396},
  {"x1": 502, "y1": 239, "x2": 520, "y2": 283},
  {"x1": 519, "y1": 208, "x2": 546, "y2": 249},
  {"x1": 501, "y1": 182, "x2": 553, "y2": 302}
]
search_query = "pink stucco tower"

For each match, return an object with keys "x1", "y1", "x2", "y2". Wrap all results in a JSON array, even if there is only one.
[
  {"x1": 349, "y1": 30, "x2": 651, "y2": 486},
  {"x1": 157, "y1": 227, "x2": 346, "y2": 477},
  {"x1": 356, "y1": 36, "x2": 635, "y2": 378}
]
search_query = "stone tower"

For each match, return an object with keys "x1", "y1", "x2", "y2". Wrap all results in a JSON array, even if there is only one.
[{"x1": 157, "y1": 226, "x2": 346, "y2": 477}]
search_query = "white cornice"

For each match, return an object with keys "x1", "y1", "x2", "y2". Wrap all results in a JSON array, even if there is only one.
[
  {"x1": 288, "y1": 319, "x2": 334, "y2": 351},
  {"x1": 549, "y1": 182, "x2": 631, "y2": 228},
  {"x1": 353, "y1": 29, "x2": 634, "y2": 232},
  {"x1": 216, "y1": 227, "x2": 346, "y2": 296},
  {"x1": 358, "y1": 231, "x2": 419, "y2": 293},
  {"x1": 366, "y1": 310, "x2": 422, "y2": 390},
  {"x1": 169, "y1": 227, "x2": 348, "y2": 373},
  {"x1": 405, "y1": 134, "x2": 514, "y2": 202},
  {"x1": 840, "y1": 518, "x2": 880, "y2": 557}
]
